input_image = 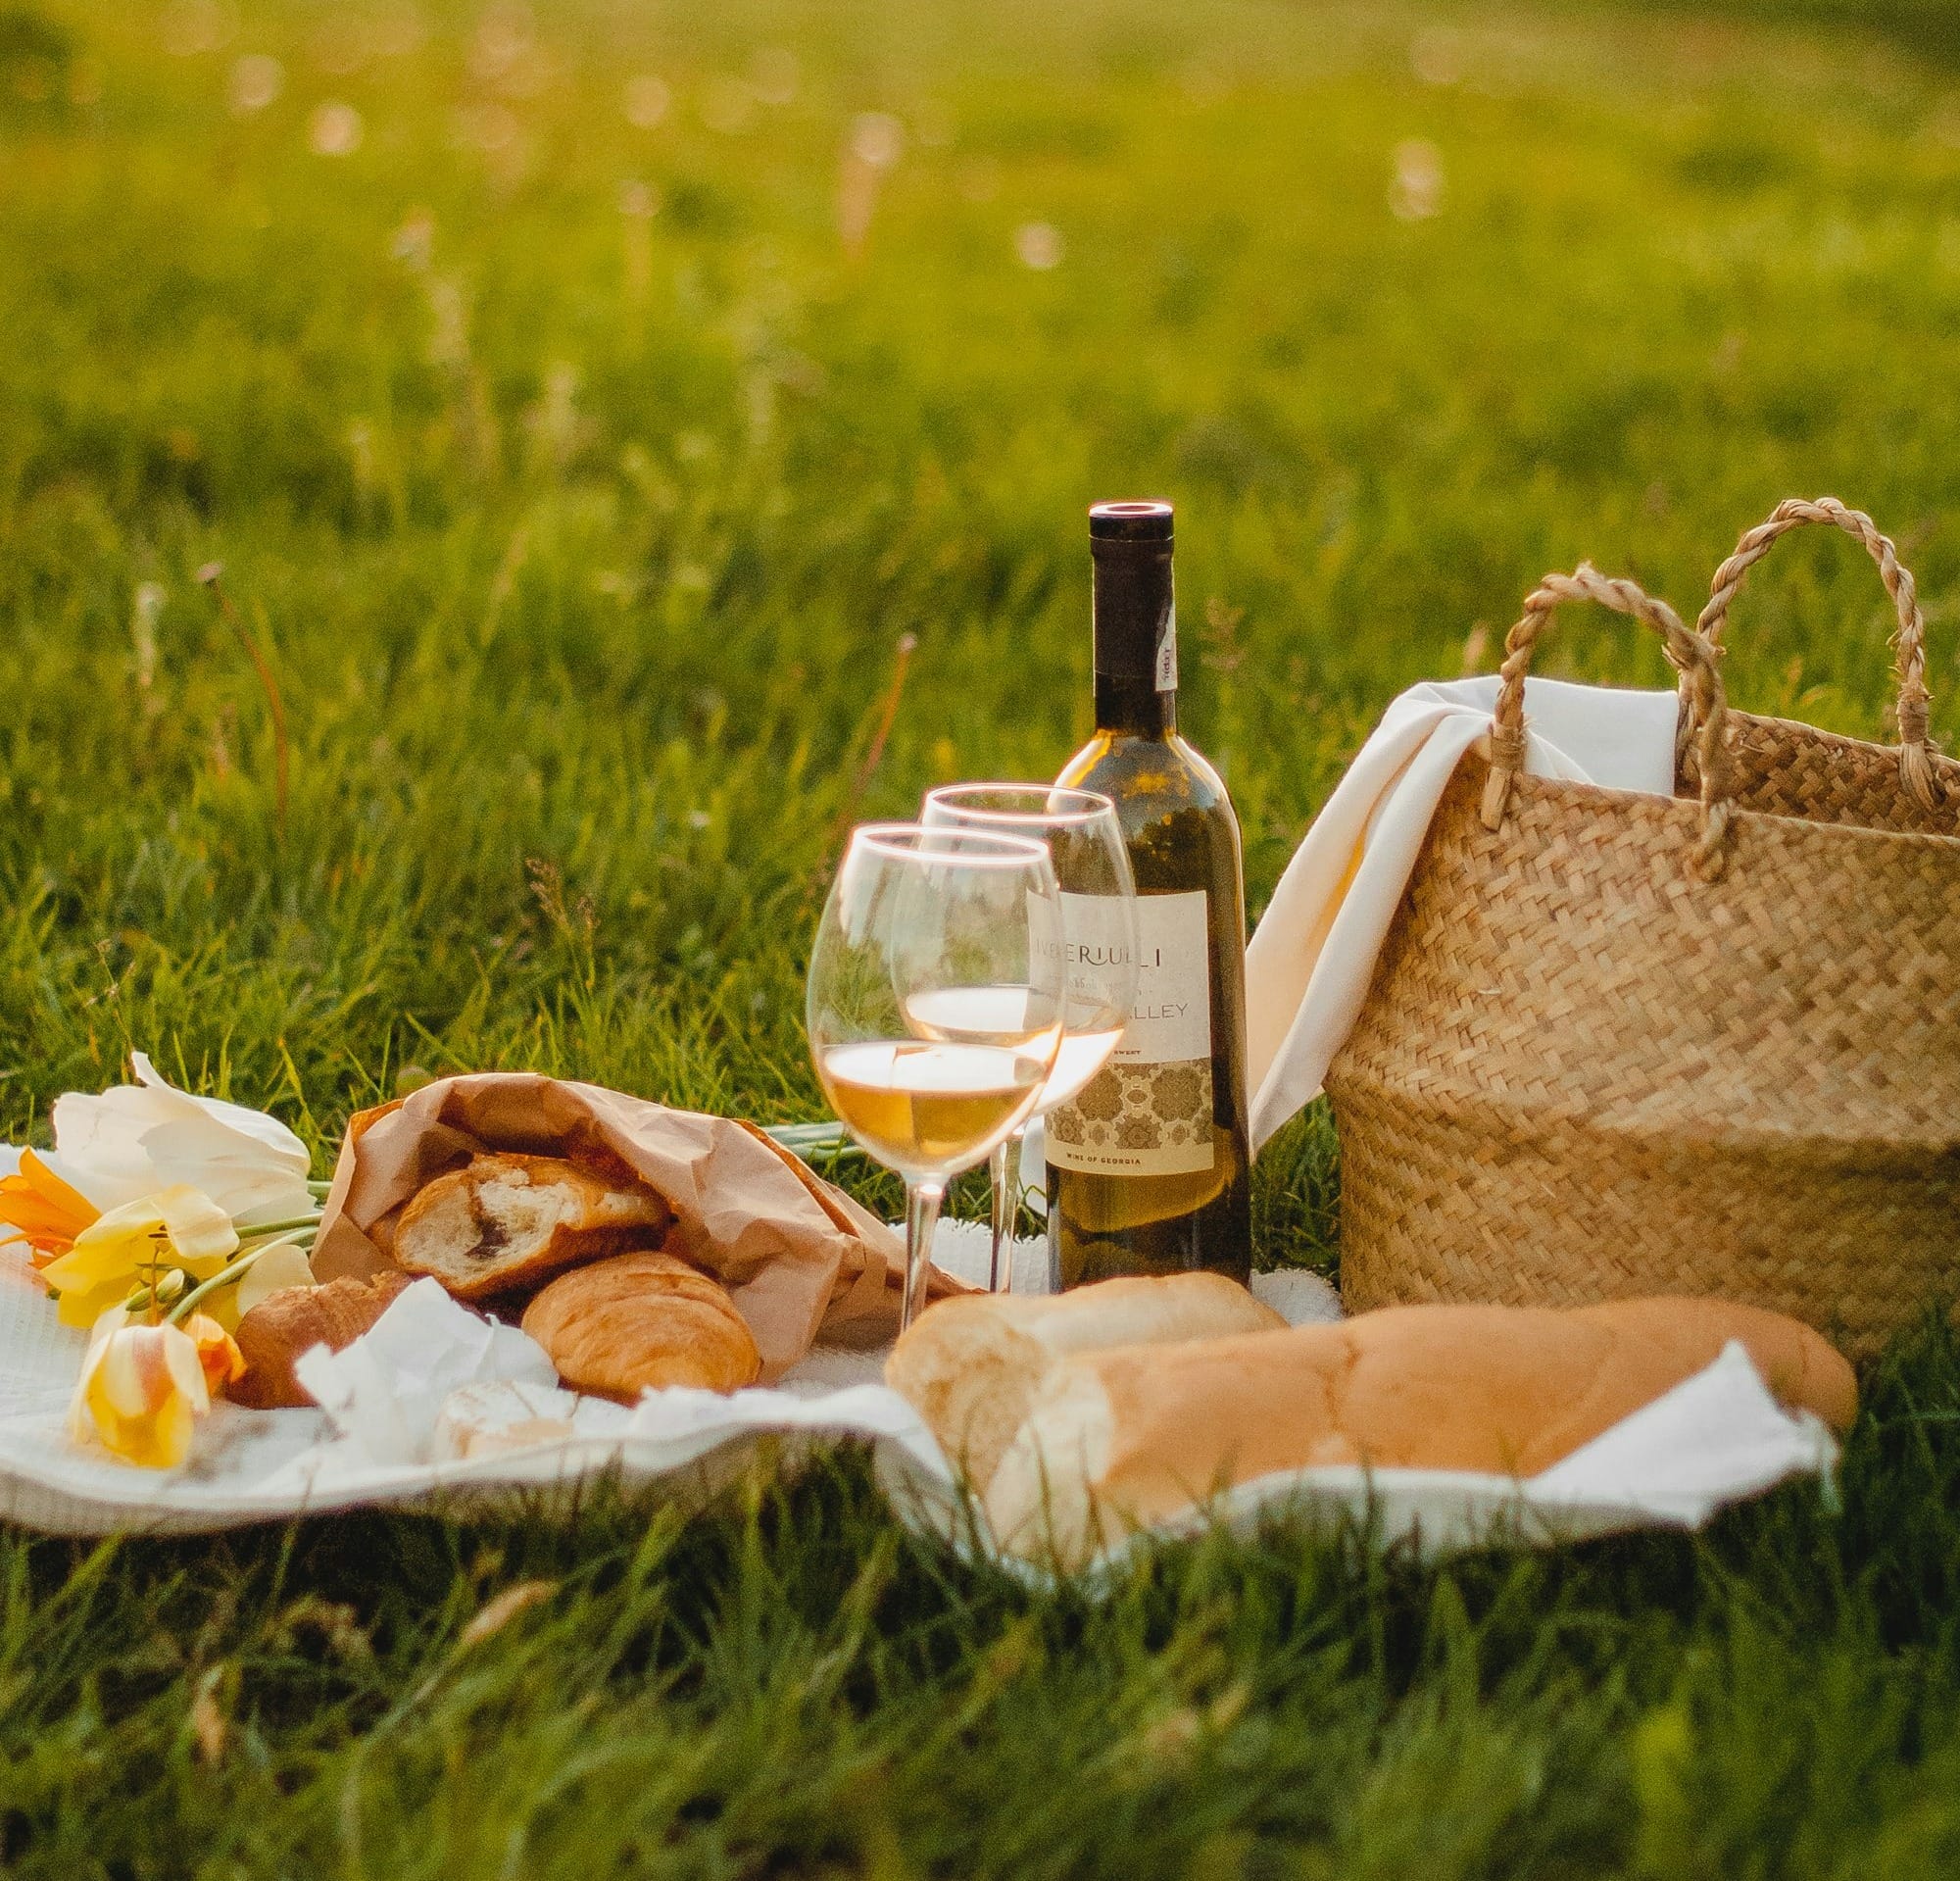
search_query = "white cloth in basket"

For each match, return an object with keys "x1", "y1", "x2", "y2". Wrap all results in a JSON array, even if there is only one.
[{"x1": 1245, "y1": 675, "x2": 1680, "y2": 1150}]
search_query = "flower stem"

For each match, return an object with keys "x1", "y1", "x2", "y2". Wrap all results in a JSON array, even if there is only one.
[
  {"x1": 122, "y1": 1270, "x2": 186, "y2": 1314},
  {"x1": 165, "y1": 1240, "x2": 290, "y2": 1325},
  {"x1": 236, "y1": 1214, "x2": 322, "y2": 1242}
]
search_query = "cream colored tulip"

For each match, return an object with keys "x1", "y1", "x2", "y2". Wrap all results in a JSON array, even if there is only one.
[
  {"x1": 47, "y1": 1052, "x2": 312, "y2": 1225},
  {"x1": 68, "y1": 1309, "x2": 212, "y2": 1469}
]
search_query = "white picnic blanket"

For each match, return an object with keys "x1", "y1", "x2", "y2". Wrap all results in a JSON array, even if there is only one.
[
  {"x1": 1244, "y1": 675, "x2": 1680, "y2": 1149},
  {"x1": 0, "y1": 679, "x2": 1838, "y2": 1560},
  {"x1": 0, "y1": 1142, "x2": 1835, "y2": 1561}
]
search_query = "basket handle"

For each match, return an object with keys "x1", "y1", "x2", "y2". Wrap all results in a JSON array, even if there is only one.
[
  {"x1": 1479, "y1": 563, "x2": 1736, "y2": 878},
  {"x1": 1688, "y1": 496, "x2": 1940, "y2": 813}
]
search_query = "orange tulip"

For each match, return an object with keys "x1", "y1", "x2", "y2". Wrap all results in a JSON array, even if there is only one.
[
  {"x1": 0, "y1": 1151, "x2": 100, "y2": 1266},
  {"x1": 184, "y1": 1312, "x2": 246, "y2": 1395}
]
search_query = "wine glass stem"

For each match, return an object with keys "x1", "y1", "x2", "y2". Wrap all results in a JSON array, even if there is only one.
[
  {"x1": 902, "y1": 1179, "x2": 946, "y2": 1332},
  {"x1": 989, "y1": 1128, "x2": 1024, "y2": 1295}
]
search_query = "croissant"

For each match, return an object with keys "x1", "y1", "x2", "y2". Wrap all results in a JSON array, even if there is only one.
[
  {"x1": 230, "y1": 1272, "x2": 414, "y2": 1409},
  {"x1": 521, "y1": 1249, "x2": 760, "y2": 1401}
]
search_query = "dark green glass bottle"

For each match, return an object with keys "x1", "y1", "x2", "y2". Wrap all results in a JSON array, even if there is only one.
[{"x1": 1046, "y1": 501, "x2": 1252, "y2": 1283}]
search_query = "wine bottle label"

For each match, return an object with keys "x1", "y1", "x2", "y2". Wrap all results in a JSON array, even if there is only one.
[
  {"x1": 1046, "y1": 889, "x2": 1215, "y2": 1177},
  {"x1": 1154, "y1": 602, "x2": 1178, "y2": 691}
]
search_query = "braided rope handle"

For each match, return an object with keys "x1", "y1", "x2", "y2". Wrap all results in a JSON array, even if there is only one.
[
  {"x1": 1480, "y1": 563, "x2": 1736, "y2": 878},
  {"x1": 1687, "y1": 496, "x2": 1939, "y2": 812}
]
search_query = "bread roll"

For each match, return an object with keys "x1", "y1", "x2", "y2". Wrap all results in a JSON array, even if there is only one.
[
  {"x1": 521, "y1": 1249, "x2": 761, "y2": 1401},
  {"x1": 986, "y1": 1296, "x2": 1858, "y2": 1566},
  {"x1": 885, "y1": 1272, "x2": 1284, "y2": 1494},
  {"x1": 230, "y1": 1272, "x2": 414, "y2": 1409},
  {"x1": 394, "y1": 1153, "x2": 670, "y2": 1300}
]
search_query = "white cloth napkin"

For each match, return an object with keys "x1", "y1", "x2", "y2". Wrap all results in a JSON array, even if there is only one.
[
  {"x1": 265, "y1": 1255, "x2": 1834, "y2": 1569},
  {"x1": 1245, "y1": 675, "x2": 1681, "y2": 1150},
  {"x1": 1526, "y1": 1340, "x2": 1838, "y2": 1524}
]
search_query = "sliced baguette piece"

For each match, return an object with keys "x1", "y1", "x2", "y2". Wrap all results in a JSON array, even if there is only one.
[
  {"x1": 393, "y1": 1153, "x2": 671, "y2": 1300},
  {"x1": 985, "y1": 1296, "x2": 1860, "y2": 1568},
  {"x1": 884, "y1": 1272, "x2": 1284, "y2": 1495}
]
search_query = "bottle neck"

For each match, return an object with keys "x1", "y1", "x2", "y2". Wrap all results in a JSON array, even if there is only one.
[
  {"x1": 1094, "y1": 671, "x2": 1177, "y2": 737},
  {"x1": 1092, "y1": 536, "x2": 1178, "y2": 741}
]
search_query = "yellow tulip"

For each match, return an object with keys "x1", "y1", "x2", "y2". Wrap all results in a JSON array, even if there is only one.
[
  {"x1": 67, "y1": 1309, "x2": 212, "y2": 1469},
  {"x1": 214, "y1": 1237, "x2": 316, "y2": 1332},
  {"x1": 40, "y1": 1186, "x2": 238, "y2": 1329}
]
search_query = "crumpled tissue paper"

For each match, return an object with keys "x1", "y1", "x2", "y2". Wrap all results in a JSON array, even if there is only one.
[{"x1": 295, "y1": 1278, "x2": 558, "y2": 1465}]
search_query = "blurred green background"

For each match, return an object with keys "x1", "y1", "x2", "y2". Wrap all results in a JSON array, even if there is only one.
[{"x1": 2, "y1": 0, "x2": 1958, "y2": 1161}]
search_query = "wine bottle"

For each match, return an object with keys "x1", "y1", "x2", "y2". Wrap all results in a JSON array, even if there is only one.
[{"x1": 1046, "y1": 500, "x2": 1253, "y2": 1284}]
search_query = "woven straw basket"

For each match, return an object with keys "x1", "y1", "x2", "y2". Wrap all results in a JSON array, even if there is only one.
[{"x1": 1327, "y1": 500, "x2": 1960, "y2": 1359}]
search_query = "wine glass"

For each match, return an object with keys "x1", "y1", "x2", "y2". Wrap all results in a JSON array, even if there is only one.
[
  {"x1": 808, "y1": 823, "x2": 1065, "y2": 1330},
  {"x1": 919, "y1": 784, "x2": 1139, "y2": 1294}
]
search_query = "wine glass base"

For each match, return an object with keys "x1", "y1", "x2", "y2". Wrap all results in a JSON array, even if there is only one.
[{"x1": 915, "y1": 1217, "x2": 1054, "y2": 1296}]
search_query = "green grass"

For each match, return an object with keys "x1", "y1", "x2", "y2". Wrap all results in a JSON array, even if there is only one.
[{"x1": 4, "y1": 0, "x2": 1960, "y2": 1870}]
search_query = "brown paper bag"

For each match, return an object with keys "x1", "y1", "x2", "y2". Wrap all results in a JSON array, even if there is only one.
[{"x1": 313, "y1": 1073, "x2": 965, "y2": 1378}]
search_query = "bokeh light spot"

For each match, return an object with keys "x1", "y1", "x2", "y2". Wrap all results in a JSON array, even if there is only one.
[
  {"x1": 227, "y1": 53, "x2": 283, "y2": 116},
  {"x1": 623, "y1": 72, "x2": 669, "y2": 127},
  {"x1": 1014, "y1": 222, "x2": 1064, "y2": 270},
  {"x1": 1390, "y1": 139, "x2": 1445, "y2": 221},
  {"x1": 309, "y1": 99, "x2": 365, "y2": 157}
]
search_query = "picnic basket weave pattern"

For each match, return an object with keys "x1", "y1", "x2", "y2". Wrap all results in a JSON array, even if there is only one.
[{"x1": 1326, "y1": 509, "x2": 1960, "y2": 1359}]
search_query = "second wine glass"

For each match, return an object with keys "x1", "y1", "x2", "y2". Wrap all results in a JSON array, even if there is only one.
[
  {"x1": 808, "y1": 823, "x2": 1064, "y2": 1330},
  {"x1": 919, "y1": 784, "x2": 1139, "y2": 1293}
]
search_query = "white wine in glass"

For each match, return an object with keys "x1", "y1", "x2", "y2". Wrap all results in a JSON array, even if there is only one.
[
  {"x1": 808, "y1": 823, "x2": 1064, "y2": 1329},
  {"x1": 821, "y1": 1040, "x2": 1046, "y2": 1172},
  {"x1": 918, "y1": 784, "x2": 1140, "y2": 1293}
]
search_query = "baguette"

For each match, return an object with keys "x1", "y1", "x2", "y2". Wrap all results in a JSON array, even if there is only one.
[
  {"x1": 393, "y1": 1153, "x2": 670, "y2": 1300},
  {"x1": 986, "y1": 1296, "x2": 1858, "y2": 1566},
  {"x1": 885, "y1": 1272, "x2": 1284, "y2": 1494}
]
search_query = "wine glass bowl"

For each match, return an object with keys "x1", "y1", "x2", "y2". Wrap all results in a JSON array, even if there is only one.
[
  {"x1": 807, "y1": 822, "x2": 1064, "y2": 1328},
  {"x1": 918, "y1": 784, "x2": 1141, "y2": 1292}
]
